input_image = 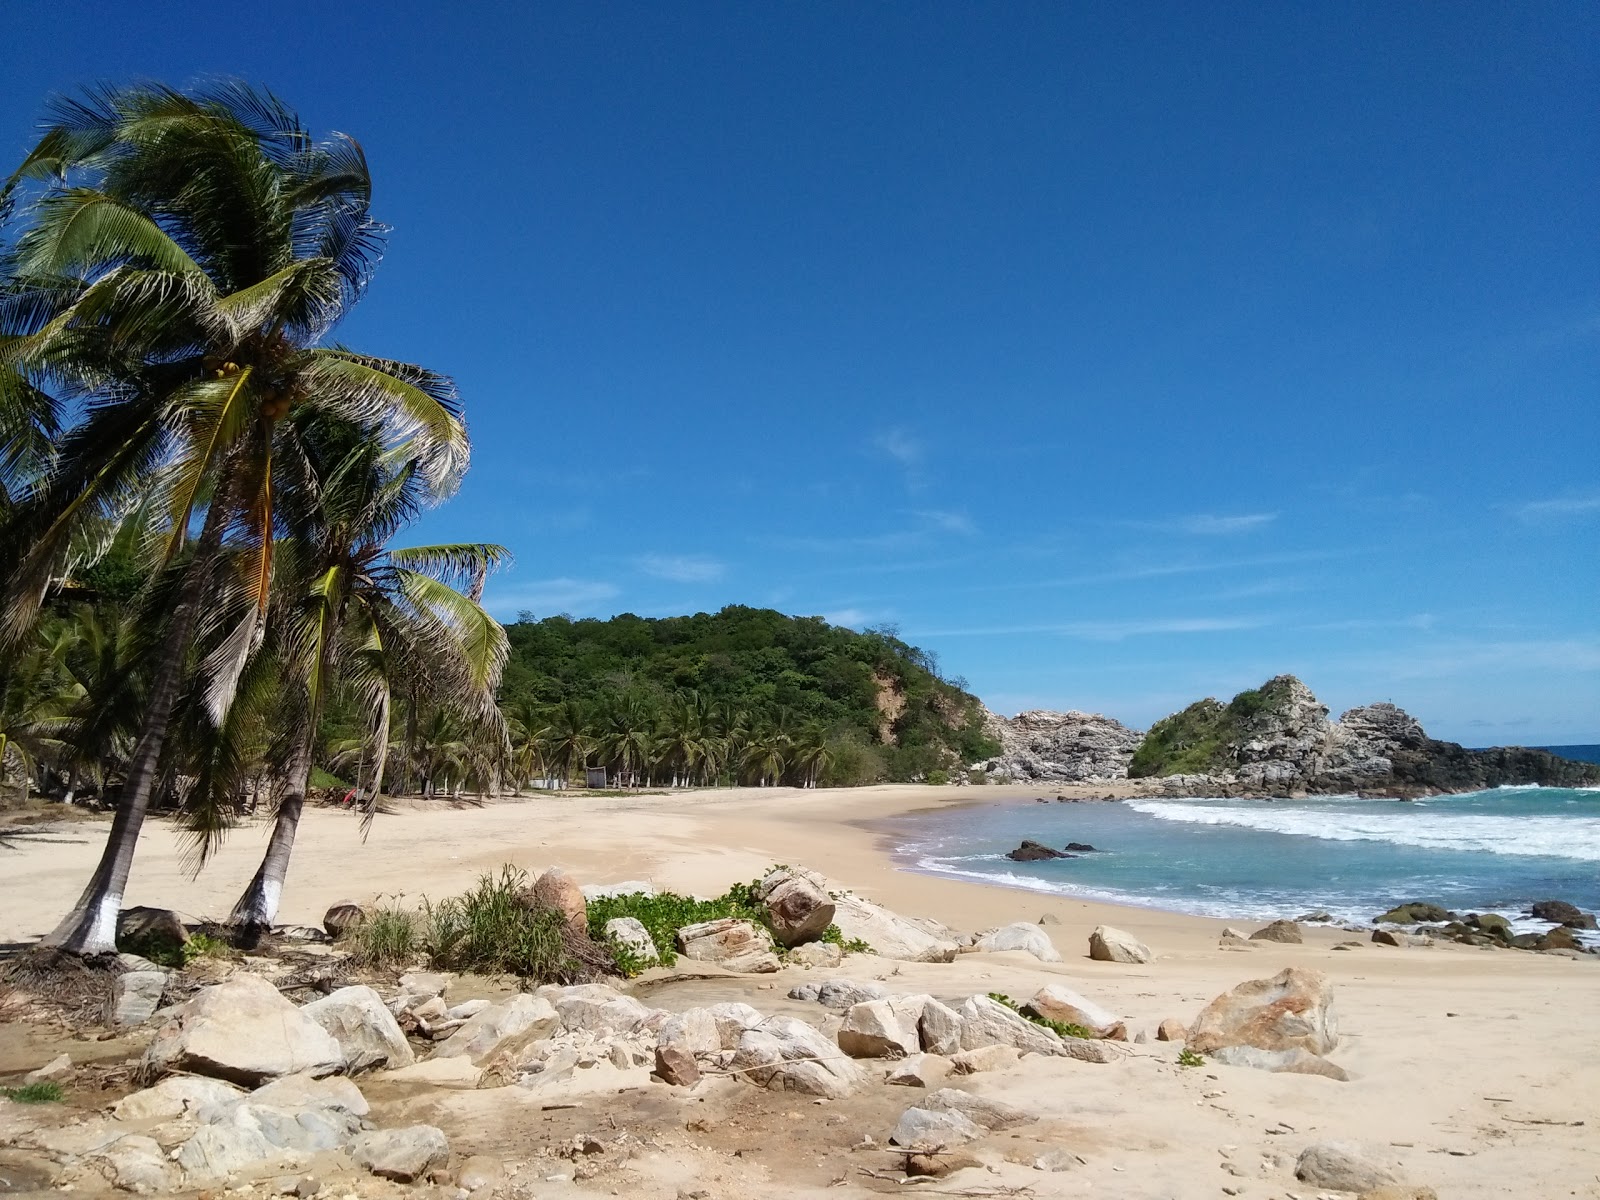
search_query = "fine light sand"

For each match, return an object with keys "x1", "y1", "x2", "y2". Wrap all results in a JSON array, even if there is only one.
[{"x1": 4, "y1": 784, "x2": 1598, "y2": 1198}]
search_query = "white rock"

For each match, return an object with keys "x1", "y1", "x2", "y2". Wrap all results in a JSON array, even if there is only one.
[
  {"x1": 703, "y1": 1001, "x2": 767, "y2": 1048},
  {"x1": 350, "y1": 1125, "x2": 450, "y2": 1182},
  {"x1": 1088, "y1": 924, "x2": 1152, "y2": 964},
  {"x1": 923, "y1": 1086, "x2": 1033, "y2": 1130},
  {"x1": 433, "y1": 994, "x2": 558, "y2": 1063},
  {"x1": 918, "y1": 997, "x2": 965, "y2": 1056},
  {"x1": 246, "y1": 1071, "x2": 369, "y2": 1118},
  {"x1": 88, "y1": 1134, "x2": 172, "y2": 1194},
  {"x1": 301, "y1": 985, "x2": 414, "y2": 1073},
  {"x1": 888, "y1": 1106, "x2": 985, "y2": 1149},
  {"x1": 1027, "y1": 983, "x2": 1126, "y2": 1039},
  {"x1": 24, "y1": 1054, "x2": 71, "y2": 1083},
  {"x1": 957, "y1": 994, "x2": 1064, "y2": 1056},
  {"x1": 603, "y1": 917, "x2": 659, "y2": 965},
  {"x1": 143, "y1": 974, "x2": 343, "y2": 1085},
  {"x1": 972, "y1": 922, "x2": 1062, "y2": 962},
  {"x1": 655, "y1": 1008, "x2": 721, "y2": 1086},
  {"x1": 543, "y1": 983, "x2": 656, "y2": 1035},
  {"x1": 830, "y1": 893, "x2": 959, "y2": 962},
  {"x1": 885, "y1": 1053, "x2": 944, "y2": 1087},
  {"x1": 837, "y1": 996, "x2": 927, "y2": 1059},
  {"x1": 676, "y1": 918, "x2": 781, "y2": 973},
  {"x1": 1294, "y1": 1143, "x2": 1399, "y2": 1192},
  {"x1": 951, "y1": 1045, "x2": 1022, "y2": 1074},
  {"x1": 728, "y1": 1015, "x2": 867, "y2": 1099},
  {"x1": 114, "y1": 1075, "x2": 244, "y2": 1122},
  {"x1": 383, "y1": 1057, "x2": 484, "y2": 1088},
  {"x1": 788, "y1": 942, "x2": 843, "y2": 968},
  {"x1": 111, "y1": 970, "x2": 169, "y2": 1027}
]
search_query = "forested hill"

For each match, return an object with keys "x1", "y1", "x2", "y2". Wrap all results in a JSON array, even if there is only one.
[{"x1": 498, "y1": 606, "x2": 998, "y2": 784}]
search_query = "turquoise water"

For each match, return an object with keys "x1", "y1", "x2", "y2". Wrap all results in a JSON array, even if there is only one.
[{"x1": 886, "y1": 786, "x2": 1600, "y2": 939}]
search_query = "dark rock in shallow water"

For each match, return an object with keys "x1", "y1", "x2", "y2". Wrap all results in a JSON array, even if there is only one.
[
  {"x1": 1063, "y1": 842, "x2": 1098, "y2": 853},
  {"x1": 1530, "y1": 899, "x2": 1598, "y2": 930},
  {"x1": 1374, "y1": 902, "x2": 1455, "y2": 925},
  {"x1": 1006, "y1": 840, "x2": 1074, "y2": 862}
]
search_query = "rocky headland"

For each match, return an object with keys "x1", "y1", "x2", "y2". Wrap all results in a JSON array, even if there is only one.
[{"x1": 977, "y1": 675, "x2": 1599, "y2": 797}]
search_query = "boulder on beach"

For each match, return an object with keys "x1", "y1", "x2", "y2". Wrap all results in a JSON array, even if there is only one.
[
  {"x1": 1249, "y1": 919, "x2": 1303, "y2": 944},
  {"x1": 1026, "y1": 983, "x2": 1126, "y2": 1039},
  {"x1": 1373, "y1": 902, "x2": 1454, "y2": 924},
  {"x1": 728, "y1": 1014, "x2": 866, "y2": 1099},
  {"x1": 1187, "y1": 967, "x2": 1338, "y2": 1060},
  {"x1": 530, "y1": 867, "x2": 588, "y2": 931},
  {"x1": 322, "y1": 901, "x2": 367, "y2": 940},
  {"x1": 753, "y1": 865, "x2": 836, "y2": 946},
  {"x1": 144, "y1": 974, "x2": 343, "y2": 1086},
  {"x1": 830, "y1": 892, "x2": 959, "y2": 962},
  {"x1": 116, "y1": 906, "x2": 187, "y2": 948},
  {"x1": 837, "y1": 996, "x2": 927, "y2": 1059},
  {"x1": 1295, "y1": 1143, "x2": 1399, "y2": 1193},
  {"x1": 1088, "y1": 924, "x2": 1152, "y2": 964},
  {"x1": 1530, "y1": 899, "x2": 1598, "y2": 930},
  {"x1": 971, "y1": 921, "x2": 1061, "y2": 961},
  {"x1": 300, "y1": 985, "x2": 414, "y2": 1073},
  {"x1": 676, "y1": 917, "x2": 781, "y2": 972}
]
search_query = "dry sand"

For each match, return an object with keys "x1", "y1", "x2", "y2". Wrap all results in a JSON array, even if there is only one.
[{"x1": 3, "y1": 783, "x2": 1598, "y2": 1198}]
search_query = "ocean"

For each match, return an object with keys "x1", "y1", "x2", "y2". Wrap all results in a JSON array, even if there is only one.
[{"x1": 887, "y1": 785, "x2": 1600, "y2": 942}]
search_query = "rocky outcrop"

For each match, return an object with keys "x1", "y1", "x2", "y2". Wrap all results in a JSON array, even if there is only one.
[
  {"x1": 975, "y1": 708, "x2": 1144, "y2": 782},
  {"x1": 830, "y1": 893, "x2": 960, "y2": 962},
  {"x1": 1006, "y1": 840, "x2": 1072, "y2": 861},
  {"x1": 143, "y1": 975, "x2": 343, "y2": 1085},
  {"x1": 676, "y1": 918, "x2": 781, "y2": 973}
]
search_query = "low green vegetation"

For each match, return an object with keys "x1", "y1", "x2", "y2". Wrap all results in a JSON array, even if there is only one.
[
  {"x1": 2, "y1": 1082, "x2": 63, "y2": 1104},
  {"x1": 1177, "y1": 1048, "x2": 1206, "y2": 1068},
  {"x1": 987, "y1": 992, "x2": 1096, "y2": 1040},
  {"x1": 118, "y1": 929, "x2": 232, "y2": 969},
  {"x1": 819, "y1": 924, "x2": 874, "y2": 955},
  {"x1": 1128, "y1": 677, "x2": 1296, "y2": 777},
  {"x1": 585, "y1": 880, "x2": 773, "y2": 970}
]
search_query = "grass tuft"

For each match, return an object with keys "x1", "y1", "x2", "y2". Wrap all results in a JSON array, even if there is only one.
[{"x1": 3, "y1": 1081, "x2": 64, "y2": 1104}]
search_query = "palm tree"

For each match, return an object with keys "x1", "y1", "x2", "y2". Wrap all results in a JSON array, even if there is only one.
[
  {"x1": 227, "y1": 414, "x2": 505, "y2": 933},
  {"x1": 539, "y1": 699, "x2": 592, "y2": 788},
  {"x1": 1, "y1": 83, "x2": 467, "y2": 953}
]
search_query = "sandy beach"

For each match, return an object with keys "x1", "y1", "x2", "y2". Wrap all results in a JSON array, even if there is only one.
[{"x1": 4, "y1": 784, "x2": 1598, "y2": 1198}]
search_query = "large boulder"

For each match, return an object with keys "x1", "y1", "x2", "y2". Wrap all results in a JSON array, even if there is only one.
[
  {"x1": 1249, "y1": 920, "x2": 1303, "y2": 944},
  {"x1": 144, "y1": 974, "x2": 343, "y2": 1086},
  {"x1": 830, "y1": 893, "x2": 959, "y2": 962},
  {"x1": 1026, "y1": 984, "x2": 1126, "y2": 1040},
  {"x1": 837, "y1": 997, "x2": 926, "y2": 1059},
  {"x1": 350, "y1": 1125, "x2": 450, "y2": 1183},
  {"x1": 676, "y1": 918, "x2": 781, "y2": 973},
  {"x1": 918, "y1": 997, "x2": 965, "y2": 1056},
  {"x1": 543, "y1": 983, "x2": 658, "y2": 1035},
  {"x1": 1187, "y1": 967, "x2": 1338, "y2": 1057},
  {"x1": 1006, "y1": 840, "x2": 1070, "y2": 861},
  {"x1": 753, "y1": 866, "x2": 836, "y2": 947},
  {"x1": 530, "y1": 868, "x2": 587, "y2": 931},
  {"x1": 322, "y1": 901, "x2": 368, "y2": 940},
  {"x1": 971, "y1": 922, "x2": 1061, "y2": 962},
  {"x1": 116, "y1": 907, "x2": 187, "y2": 948},
  {"x1": 433, "y1": 994, "x2": 559, "y2": 1063},
  {"x1": 1209, "y1": 1044, "x2": 1349, "y2": 1081},
  {"x1": 1295, "y1": 1143, "x2": 1399, "y2": 1193},
  {"x1": 957, "y1": 994, "x2": 1062, "y2": 1056},
  {"x1": 113, "y1": 1076, "x2": 244, "y2": 1122},
  {"x1": 654, "y1": 1008, "x2": 721, "y2": 1086},
  {"x1": 922, "y1": 1087, "x2": 1033, "y2": 1131},
  {"x1": 728, "y1": 1015, "x2": 866, "y2": 1099},
  {"x1": 87, "y1": 1134, "x2": 172, "y2": 1194},
  {"x1": 1530, "y1": 899, "x2": 1598, "y2": 929},
  {"x1": 888, "y1": 1106, "x2": 984, "y2": 1150},
  {"x1": 301, "y1": 985, "x2": 414, "y2": 1073},
  {"x1": 1088, "y1": 925, "x2": 1152, "y2": 964}
]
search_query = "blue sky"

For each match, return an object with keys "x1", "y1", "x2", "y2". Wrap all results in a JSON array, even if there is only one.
[{"x1": 6, "y1": 3, "x2": 1597, "y2": 743}]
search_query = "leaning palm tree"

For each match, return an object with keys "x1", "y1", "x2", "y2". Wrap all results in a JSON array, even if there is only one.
[
  {"x1": 226, "y1": 414, "x2": 505, "y2": 934},
  {"x1": 0, "y1": 83, "x2": 467, "y2": 953}
]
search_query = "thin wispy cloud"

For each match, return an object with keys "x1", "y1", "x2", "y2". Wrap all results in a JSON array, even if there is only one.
[
  {"x1": 1509, "y1": 493, "x2": 1600, "y2": 522},
  {"x1": 910, "y1": 509, "x2": 977, "y2": 536},
  {"x1": 771, "y1": 510, "x2": 979, "y2": 555},
  {"x1": 483, "y1": 577, "x2": 620, "y2": 619},
  {"x1": 820, "y1": 607, "x2": 876, "y2": 629},
  {"x1": 911, "y1": 616, "x2": 1269, "y2": 641},
  {"x1": 873, "y1": 427, "x2": 923, "y2": 467},
  {"x1": 635, "y1": 553, "x2": 726, "y2": 583},
  {"x1": 1135, "y1": 512, "x2": 1279, "y2": 535}
]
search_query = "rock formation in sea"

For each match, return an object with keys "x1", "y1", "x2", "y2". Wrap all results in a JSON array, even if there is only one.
[{"x1": 975, "y1": 707, "x2": 1144, "y2": 782}]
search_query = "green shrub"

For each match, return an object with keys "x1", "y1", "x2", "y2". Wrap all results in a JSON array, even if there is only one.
[
  {"x1": 350, "y1": 903, "x2": 420, "y2": 967},
  {"x1": 1177, "y1": 1048, "x2": 1206, "y2": 1068},
  {"x1": 2, "y1": 1082, "x2": 63, "y2": 1104},
  {"x1": 925, "y1": 768, "x2": 950, "y2": 786},
  {"x1": 966, "y1": 769, "x2": 988, "y2": 786},
  {"x1": 420, "y1": 867, "x2": 590, "y2": 982},
  {"x1": 584, "y1": 879, "x2": 773, "y2": 969},
  {"x1": 819, "y1": 924, "x2": 873, "y2": 954}
]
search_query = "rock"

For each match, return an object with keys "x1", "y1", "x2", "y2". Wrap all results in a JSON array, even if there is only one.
[
  {"x1": 654, "y1": 1008, "x2": 720, "y2": 1086},
  {"x1": 704, "y1": 1000, "x2": 766, "y2": 1047},
  {"x1": 114, "y1": 1075, "x2": 244, "y2": 1121},
  {"x1": 143, "y1": 974, "x2": 343, "y2": 1085},
  {"x1": 1187, "y1": 967, "x2": 1338, "y2": 1057},
  {"x1": 923, "y1": 1086, "x2": 1032, "y2": 1130},
  {"x1": 728, "y1": 1014, "x2": 866, "y2": 1099},
  {"x1": 350, "y1": 1125, "x2": 450, "y2": 1183},
  {"x1": 1026, "y1": 984, "x2": 1126, "y2": 1039},
  {"x1": 543, "y1": 982, "x2": 656, "y2": 1035},
  {"x1": 1466, "y1": 912, "x2": 1512, "y2": 941},
  {"x1": 1038, "y1": 912, "x2": 1062, "y2": 925},
  {"x1": 116, "y1": 906, "x2": 187, "y2": 948},
  {"x1": 173, "y1": 1094, "x2": 361, "y2": 1179},
  {"x1": 383, "y1": 1057, "x2": 483, "y2": 1088},
  {"x1": 957, "y1": 994, "x2": 1063, "y2": 1056},
  {"x1": 1249, "y1": 920, "x2": 1303, "y2": 944},
  {"x1": 830, "y1": 892, "x2": 959, "y2": 962},
  {"x1": 457, "y1": 1154, "x2": 506, "y2": 1193},
  {"x1": 434, "y1": 994, "x2": 559, "y2": 1062},
  {"x1": 1295, "y1": 1143, "x2": 1399, "y2": 1193},
  {"x1": 322, "y1": 901, "x2": 367, "y2": 940},
  {"x1": 25, "y1": 1054, "x2": 71, "y2": 1083},
  {"x1": 1221, "y1": 926, "x2": 1251, "y2": 939},
  {"x1": 247, "y1": 1071, "x2": 369, "y2": 1118},
  {"x1": 885, "y1": 1053, "x2": 944, "y2": 1087},
  {"x1": 1357, "y1": 1188, "x2": 1438, "y2": 1200},
  {"x1": 1034, "y1": 1149, "x2": 1078, "y2": 1172},
  {"x1": 907, "y1": 1150, "x2": 983, "y2": 1178},
  {"x1": 888, "y1": 1106, "x2": 984, "y2": 1150},
  {"x1": 278, "y1": 1177, "x2": 322, "y2": 1199},
  {"x1": 977, "y1": 708, "x2": 1144, "y2": 782},
  {"x1": 1374, "y1": 902, "x2": 1454, "y2": 924},
  {"x1": 528, "y1": 867, "x2": 588, "y2": 931},
  {"x1": 676, "y1": 918, "x2": 781, "y2": 973},
  {"x1": 1064, "y1": 842, "x2": 1098, "y2": 852},
  {"x1": 1088, "y1": 924, "x2": 1152, "y2": 964},
  {"x1": 918, "y1": 997, "x2": 965, "y2": 1056},
  {"x1": 88, "y1": 1134, "x2": 172, "y2": 1194},
  {"x1": 788, "y1": 941, "x2": 843, "y2": 968},
  {"x1": 110, "y1": 968, "x2": 169, "y2": 1027},
  {"x1": 396, "y1": 970, "x2": 451, "y2": 1003},
  {"x1": 950, "y1": 1045, "x2": 1021, "y2": 1074},
  {"x1": 789, "y1": 977, "x2": 890, "y2": 1009},
  {"x1": 1219, "y1": 933, "x2": 1254, "y2": 951},
  {"x1": 1372, "y1": 929, "x2": 1403, "y2": 947},
  {"x1": 1531, "y1": 899, "x2": 1598, "y2": 929},
  {"x1": 300, "y1": 985, "x2": 414, "y2": 1073},
  {"x1": 1156, "y1": 1018, "x2": 1187, "y2": 1042},
  {"x1": 1209, "y1": 1043, "x2": 1349, "y2": 1081},
  {"x1": 1006, "y1": 840, "x2": 1070, "y2": 861},
  {"x1": 447, "y1": 998, "x2": 491, "y2": 1021},
  {"x1": 1537, "y1": 927, "x2": 1581, "y2": 951},
  {"x1": 838, "y1": 997, "x2": 925, "y2": 1058},
  {"x1": 972, "y1": 922, "x2": 1061, "y2": 962},
  {"x1": 753, "y1": 866, "x2": 836, "y2": 946},
  {"x1": 602, "y1": 917, "x2": 659, "y2": 965},
  {"x1": 1296, "y1": 911, "x2": 1333, "y2": 923}
]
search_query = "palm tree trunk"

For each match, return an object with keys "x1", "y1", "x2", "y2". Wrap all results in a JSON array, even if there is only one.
[
  {"x1": 228, "y1": 720, "x2": 315, "y2": 936},
  {"x1": 43, "y1": 472, "x2": 236, "y2": 955}
]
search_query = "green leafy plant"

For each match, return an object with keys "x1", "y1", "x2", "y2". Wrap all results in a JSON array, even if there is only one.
[
  {"x1": 181, "y1": 932, "x2": 231, "y2": 965},
  {"x1": 988, "y1": 992, "x2": 1096, "y2": 1040},
  {"x1": 1177, "y1": 1048, "x2": 1206, "y2": 1068},
  {"x1": 819, "y1": 924, "x2": 873, "y2": 954},
  {"x1": 2, "y1": 1082, "x2": 63, "y2": 1104},
  {"x1": 925, "y1": 768, "x2": 950, "y2": 786},
  {"x1": 584, "y1": 879, "x2": 773, "y2": 969}
]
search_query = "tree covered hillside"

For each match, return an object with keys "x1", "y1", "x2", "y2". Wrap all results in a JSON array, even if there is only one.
[{"x1": 498, "y1": 606, "x2": 998, "y2": 785}]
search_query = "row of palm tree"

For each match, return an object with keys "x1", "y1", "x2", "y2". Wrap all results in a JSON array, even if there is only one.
[
  {"x1": 0, "y1": 83, "x2": 508, "y2": 953},
  {"x1": 505, "y1": 691, "x2": 834, "y2": 790}
]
